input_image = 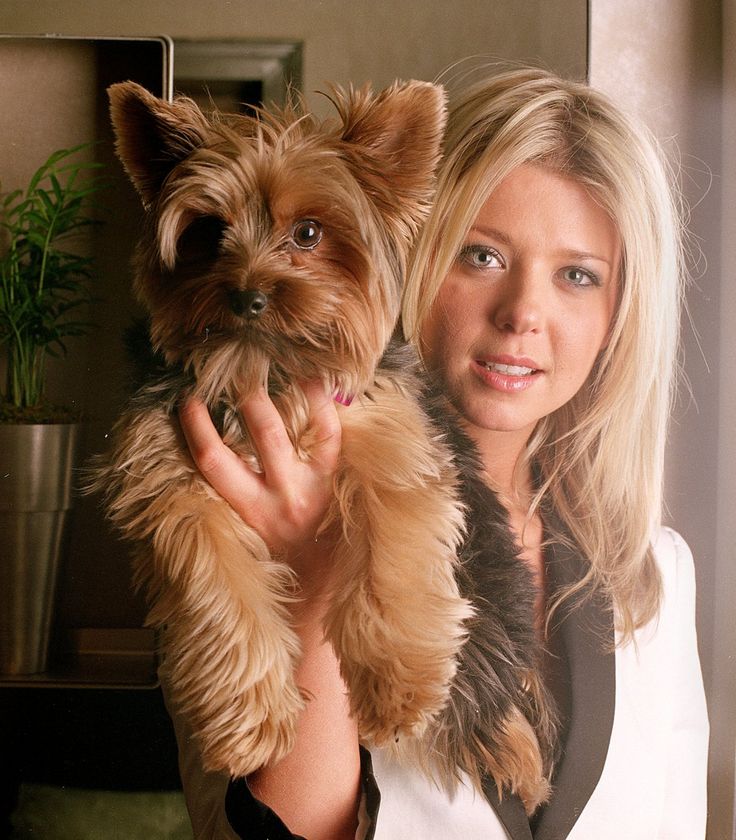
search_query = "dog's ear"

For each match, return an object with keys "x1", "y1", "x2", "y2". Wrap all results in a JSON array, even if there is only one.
[
  {"x1": 335, "y1": 81, "x2": 447, "y2": 239},
  {"x1": 108, "y1": 81, "x2": 211, "y2": 207}
]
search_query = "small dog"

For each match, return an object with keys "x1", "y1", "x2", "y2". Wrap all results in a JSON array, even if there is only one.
[
  {"x1": 94, "y1": 80, "x2": 470, "y2": 774},
  {"x1": 93, "y1": 81, "x2": 556, "y2": 812}
]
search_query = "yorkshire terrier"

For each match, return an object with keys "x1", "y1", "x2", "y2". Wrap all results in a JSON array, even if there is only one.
[
  {"x1": 94, "y1": 79, "x2": 469, "y2": 773},
  {"x1": 92, "y1": 80, "x2": 556, "y2": 812}
]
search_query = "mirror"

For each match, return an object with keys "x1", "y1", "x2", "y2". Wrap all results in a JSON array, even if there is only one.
[{"x1": 173, "y1": 40, "x2": 302, "y2": 113}]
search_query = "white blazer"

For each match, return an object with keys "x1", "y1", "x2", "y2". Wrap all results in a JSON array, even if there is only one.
[
  {"x1": 370, "y1": 527, "x2": 709, "y2": 839},
  {"x1": 168, "y1": 527, "x2": 708, "y2": 839}
]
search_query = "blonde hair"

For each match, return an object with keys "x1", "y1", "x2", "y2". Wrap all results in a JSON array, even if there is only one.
[{"x1": 403, "y1": 67, "x2": 686, "y2": 637}]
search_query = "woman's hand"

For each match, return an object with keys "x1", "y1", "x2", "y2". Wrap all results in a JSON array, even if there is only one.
[
  {"x1": 178, "y1": 382, "x2": 342, "y2": 565},
  {"x1": 178, "y1": 386, "x2": 360, "y2": 837}
]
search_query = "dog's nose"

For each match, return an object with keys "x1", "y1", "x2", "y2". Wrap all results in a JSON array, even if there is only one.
[{"x1": 228, "y1": 289, "x2": 268, "y2": 319}]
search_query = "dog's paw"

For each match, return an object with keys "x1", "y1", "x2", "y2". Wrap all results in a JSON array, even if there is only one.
[
  {"x1": 350, "y1": 669, "x2": 454, "y2": 745},
  {"x1": 337, "y1": 601, "x2": 470, "y2": 744},
  {"x1": 198, "y1": 671, "x2": 305, "y2": 777}
]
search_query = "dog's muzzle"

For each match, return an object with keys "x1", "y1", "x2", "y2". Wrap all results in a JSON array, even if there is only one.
[{"x1": 229, "y1": 289, "x2": 268, "y2": 319}]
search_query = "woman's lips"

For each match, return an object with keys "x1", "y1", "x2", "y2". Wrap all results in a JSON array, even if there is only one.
[{"x1": 472, "y1": 356, "x2": 542, "y2": 392}]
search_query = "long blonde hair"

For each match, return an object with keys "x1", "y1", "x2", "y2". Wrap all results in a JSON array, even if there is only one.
[{"x1": 403, "y1": 67, "x2": 686, "y2": 636}]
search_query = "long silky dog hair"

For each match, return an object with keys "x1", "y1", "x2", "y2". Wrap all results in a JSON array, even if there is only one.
[{"x1": 91, "y1": 80, "x2": 556, "y2": 813}]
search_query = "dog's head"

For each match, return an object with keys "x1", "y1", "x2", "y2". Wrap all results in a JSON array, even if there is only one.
[{"x1": 108, "y1": 80, "x2": 446, "y2": 403}]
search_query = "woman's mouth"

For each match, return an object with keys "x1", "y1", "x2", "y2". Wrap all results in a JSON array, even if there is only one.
[
  {"x1": 473, "y1": 358, "x2": 541, "y2": 392},
  {"x1": 480, "y1": 361, "x2": 536, "y2": 376}
]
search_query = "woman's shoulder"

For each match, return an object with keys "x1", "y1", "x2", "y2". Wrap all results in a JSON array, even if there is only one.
[
  {"x1": 652, "y1": 525, "x2": 693, "y2": 560},
  {"x1": 627, "y1": 526, "x2": 698, "y2": 646},
  {"x1": 650, "y1": 526, "x2": 696, "y2": 597}
]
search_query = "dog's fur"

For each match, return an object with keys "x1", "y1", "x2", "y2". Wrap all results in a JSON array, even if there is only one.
[
  {"x1": 91, "y1": 81, "x2": 556, "y2": 813},
  {"x1": 409, "y1": 390, "x2": 558, "y2": 810}
]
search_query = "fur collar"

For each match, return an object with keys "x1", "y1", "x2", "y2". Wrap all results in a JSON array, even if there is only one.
[{"x1": 408, "y1": 375, "x2": 560, "y2": 813}]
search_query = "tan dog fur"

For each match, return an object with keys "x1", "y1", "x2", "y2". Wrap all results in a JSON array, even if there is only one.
[{"x1": 92, "y1": 80, "x2": 473, "y2": 780}]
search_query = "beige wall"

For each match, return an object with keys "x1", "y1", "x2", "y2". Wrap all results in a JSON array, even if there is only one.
[
  {"x1": 2, "y1": 0, "x2": 588, "y2": 113},
  {"x1": 591, "y1": 1, "x2": 732, "y2": 837},
  {"x1": 714, "y1": 0, "x2": 736, "y2": 834}
]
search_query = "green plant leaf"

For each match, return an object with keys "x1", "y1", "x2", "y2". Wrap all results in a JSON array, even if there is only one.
[{"x1": 0, "y1": 142, "x2": 106, "y2": 408}]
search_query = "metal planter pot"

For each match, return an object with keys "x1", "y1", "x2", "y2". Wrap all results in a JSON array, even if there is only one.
[{"x1": 0, "y1": 423, "x2": 79, "y2": 674}]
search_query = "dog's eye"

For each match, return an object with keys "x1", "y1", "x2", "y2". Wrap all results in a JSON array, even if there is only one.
[
  {"x1": 178, "y1": 216, "x2": 227, "y2": 263},
  {"x1": 291, "y1": 219, "x2": 322, "y2": 250}
]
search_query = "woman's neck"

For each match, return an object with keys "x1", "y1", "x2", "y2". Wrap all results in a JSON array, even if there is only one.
[{"x1": 465, "y1": 424, "x2": 533, "y2": 500}]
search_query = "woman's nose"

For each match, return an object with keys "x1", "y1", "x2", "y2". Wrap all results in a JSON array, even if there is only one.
[{"x1": 491, "y1": 266, "x2": 545, "y2": 334}]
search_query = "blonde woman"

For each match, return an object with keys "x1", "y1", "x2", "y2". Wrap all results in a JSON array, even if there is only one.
[{"x1": 173, "y1": 67, "x2": 709, "y2": 839}]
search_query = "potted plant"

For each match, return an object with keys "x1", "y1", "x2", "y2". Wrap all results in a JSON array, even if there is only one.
[{"x1": 0, "y1": 144, "x2": 105, "y2": 674}]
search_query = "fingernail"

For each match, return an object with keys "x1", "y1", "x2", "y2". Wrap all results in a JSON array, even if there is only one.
[{"x1": 333, "y1": 390, "x2": 354, "y2": 406}]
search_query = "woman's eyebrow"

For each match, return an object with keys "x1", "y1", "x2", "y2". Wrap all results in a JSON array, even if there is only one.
[
  {"x1": 560, "y1": 249, "x2": 614, "y2": 267},
  {"x1": 466, "y1": 224, "x2": 513, "y2": 246},
  {"x1": 467, "y1": 226, "x2": 614, "y2": 267}
]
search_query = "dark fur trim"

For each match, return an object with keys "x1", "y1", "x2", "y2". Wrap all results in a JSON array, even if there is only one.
[
  {"x1": 379, "y1": 340, "x2": 559, "y2": 801},
  {"x1": 426, "y1": 382, "x2": 558, "y2": 799}
]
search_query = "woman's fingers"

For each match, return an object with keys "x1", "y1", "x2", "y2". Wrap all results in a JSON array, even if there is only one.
[
  {"x1": 179, "y1": 397, "x2": 221, "y2": 472},
  {"x1": 238, "y1": 382, "x2": 342, "y2": 486},
  {"x1": 178, "y1": 396, "x2": 259, "y2": 504},
  {"x1": 238, "y1": 387, "x2": 301, "y2": 483},
  {"x1": 236, "y1": 384, "x2": 343, "y2": 549},
  {"x1": 178, "y1": 385, "x2": 344, "y2": 555},
  {"x1": 301, "y1": 381, "x2": 343, "y2": 474}
]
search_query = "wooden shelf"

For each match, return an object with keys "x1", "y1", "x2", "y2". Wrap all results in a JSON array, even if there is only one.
[{"x1": 0, "y1": 627, "x2": 158, "y2": 690}]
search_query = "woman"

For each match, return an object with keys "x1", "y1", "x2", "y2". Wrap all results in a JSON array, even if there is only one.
[{"x1": 170, "y1": 67, "x2": 709, "y2": 838}]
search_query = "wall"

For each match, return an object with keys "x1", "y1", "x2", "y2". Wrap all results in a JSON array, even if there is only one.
[
  {"x1": 1, "y1": 0, "x2": 588, "y2": 113},
  {"x1": 714, "y1": 0, "x2": 736, "y2": 834},
  {"x1": 590, "y1": 1, "x2": 732, "y2": 837}
]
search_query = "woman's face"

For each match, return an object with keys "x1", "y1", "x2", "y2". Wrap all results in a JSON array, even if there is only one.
[{"x1": 421, "y1": 163, "x2": 620, "y2": 451}]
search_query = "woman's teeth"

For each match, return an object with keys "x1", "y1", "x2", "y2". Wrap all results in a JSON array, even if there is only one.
[{"x1": 483, "y1": 362, "x2": 535, "y2": 376}]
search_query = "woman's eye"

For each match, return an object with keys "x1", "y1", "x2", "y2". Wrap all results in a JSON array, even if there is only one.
[
  {"x1": 562, "y1": 267, "x2": 601, "y2": 287},
  {"x1": 291, "y1": 219, "x2": 323, "y2": 250},
  {"x1": 459, "y1": 244, "x2": 503, "y2": 270}
]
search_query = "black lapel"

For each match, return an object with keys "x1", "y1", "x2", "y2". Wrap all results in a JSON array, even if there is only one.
[
  {"x1": 481, "y1": 776, "x2": 533, "y2": 840},
  {"x1": 532, "y1": 534, "x2": 616, "y2": 839}
]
